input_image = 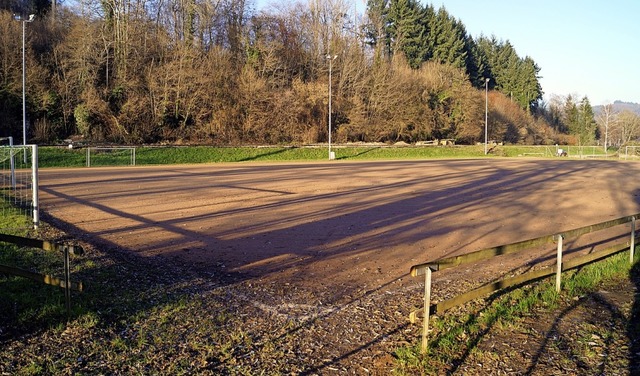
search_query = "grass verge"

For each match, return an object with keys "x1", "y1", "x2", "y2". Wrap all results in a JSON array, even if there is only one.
[
  {"x1": 39, "y1": 145, "x2": 615, "y2": 167},
  {"x1": 0, "y1": 209, "x2": 273, "y2": 374},
  {"x1": 38, "y1": 144, "x2": 617, "y2": 168},
  {"x1": 0, "y1": 194, "x2": 32, "y2": 230},
  {"x1": 0, "y1": 198, "x2": 69, "y2": 330},
  {"x1": 39, "y1": 145, "x2": 490, "y2": 167}
]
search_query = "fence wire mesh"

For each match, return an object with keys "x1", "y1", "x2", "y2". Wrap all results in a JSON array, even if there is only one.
[{"x1": 1, "y1": 141, "x2": 38, "y2": 231}]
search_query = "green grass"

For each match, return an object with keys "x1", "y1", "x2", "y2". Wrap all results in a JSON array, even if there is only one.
[
  {"x1": 0, "y1": 211, "x2": 67, "y2": 328},
  {"x1": 395, "y1": 251, "x2": 635, "y2": 374},
  {"x1": 0, "y1": 194, "x2": 32, "y2": 230},
  {"x1": 38, "y1": 144, "x2": 620, "y2": 168},
  {"x1": 495, "y1": 144, "x2": 613, "y2": 158},
  {"x1": 39, "y1": 145, "x2": 491, "y2": 167},
  {"x1": 0, "y1": 205, "x2": 258, "y2": 374}
]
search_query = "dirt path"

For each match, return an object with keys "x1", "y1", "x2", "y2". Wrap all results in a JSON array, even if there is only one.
[{"x1": 37, "y1": 158, "x2": 640, "y2": 373}]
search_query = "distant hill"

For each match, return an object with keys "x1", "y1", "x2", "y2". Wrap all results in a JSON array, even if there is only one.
[{"x1": 593, "y1": 101, "x2": 640, "y2": 116}]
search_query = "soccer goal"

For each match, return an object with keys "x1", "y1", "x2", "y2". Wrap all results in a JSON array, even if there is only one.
[
  {"x1": 624, "y1": 146, "x2": 640, "y2": 160},
  {"x1": 1, "y1": 138, "x2": 39, "y2": 230},
  {"x1": 86, "y1": 146, "x2": 136, "y2": 167}
]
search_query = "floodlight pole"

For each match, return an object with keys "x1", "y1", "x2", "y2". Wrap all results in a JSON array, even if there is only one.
[
  {"x1": 327, "y1": 54, "x2": 337, "y2": 160},
  {"x1": 22, "y1": 19, "x2": 27, "y2": 147},
  {"x1": 484, "y1": 78, "x2": 489, "y2": 155},
  {"x1": 15, "y1": 14, "x2": 35, "y2": 149},
  {"x1": 7, "y1": 137, "x2": 16, "y2": 188}
]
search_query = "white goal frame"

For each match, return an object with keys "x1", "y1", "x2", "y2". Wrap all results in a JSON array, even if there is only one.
[
  {"x1": 86, "y1": 146, "x2": 136, "y2": 167},
  {"x1": 0, "y1": 137, "x2": 16, "y2": 188},
  {"x1": 1, "y1": 141, "x2": 39, "y2": 229},
  {"x1": 624, "y1": 146, "x2": 640, "y2": 160}
]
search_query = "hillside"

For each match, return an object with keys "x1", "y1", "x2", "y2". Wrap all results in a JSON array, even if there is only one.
[
  {"x1": 0, "y1": 3, "x2": 544, "y2": 147},
  {"x1": 593, "y1": 101, "x2": 640, "y2": 115}
]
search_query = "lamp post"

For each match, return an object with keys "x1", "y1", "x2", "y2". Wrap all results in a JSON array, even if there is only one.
[
  {"x1": 484, "y1": 78, "x2": 489, "y2": 155},
  {"x1": 327, "y1": 54, "x2": 337, "y2": 160},
  {"x1": 15, "y1": 14, "x2": 35, "y2": 147}
]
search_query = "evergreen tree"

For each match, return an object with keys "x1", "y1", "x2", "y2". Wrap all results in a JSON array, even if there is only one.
[
  {"x1": 476, "y1": 35, "x2": 503, "y2": 87},
  {"x1": 516, "y1": 56, "x2": 543, "y2": 112},
  {"x1": 494, "y1": 40, "x2": 519, "y2": 98},
  {"x1": 476, "y1": 36, "x2": 542, "y2": 111},
  {"x1": 428, "y1": 7, "x2": 467, "y2": 70},
  {"x1": 364, "y1": 0, "x2": 390, "y2": 60},
  {"x1": 564, "y1": 94, "x2": 581, "y2": 139},
  {"x1": 368, "y1": 3, "x2": 543, "y2": 102},
  {"x1": 464, "y1": 31, "x2": 490, "y2": 88},
  {"x1": 577, "y1": 96, "x2": 597, "y2": 144},
  {"x1": 386, "y1": 0, "x2": 428, "y2": 68},
  {"x1": 1, "y1": 0, "x2": 50, "y2": 17}
]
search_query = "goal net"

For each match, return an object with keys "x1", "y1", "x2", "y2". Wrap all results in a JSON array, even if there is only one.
[
  {"x1": 624, "y1": 146, "x2": 640, "y2": 160},
  {"x1": 0, "y1": 138, "x2": 39, "y2": 230},
  {"x1": 86, "y1": 147, "x2": 136, "y2": 167}
]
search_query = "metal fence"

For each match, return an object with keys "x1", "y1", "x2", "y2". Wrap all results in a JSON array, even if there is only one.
[{"x1": 1, "y1": 142, "x2": 39, "y2": 230}]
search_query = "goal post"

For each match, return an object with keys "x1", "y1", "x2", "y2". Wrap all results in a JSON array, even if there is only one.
[
  {"x1": 86, "y1": 146, "x2": 136, "y2": 167},
  {"x1": 0, "y1": 137, "x2": 17, "y2": 188},
  {"x1": 624, "y1": 146, "x2": 640, "y2": 160},
  {"x1": 1, "y1": 142, "x2": 39, "y2": 230}
]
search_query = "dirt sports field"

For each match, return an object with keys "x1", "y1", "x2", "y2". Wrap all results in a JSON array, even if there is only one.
[{"x1": 38, "y1": 158, "x2": 640, "y2": 373}]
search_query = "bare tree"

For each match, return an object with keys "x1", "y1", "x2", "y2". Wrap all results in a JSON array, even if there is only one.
[
  {"x1": 615, "y1": 111, "x2": 640, "y2": 147},
  {"x1": 0, "y1": 0, "x2": 566, "y2": 146},
  {"x1": 596, "y1": 103, "x2": 617, "y2": 151}
]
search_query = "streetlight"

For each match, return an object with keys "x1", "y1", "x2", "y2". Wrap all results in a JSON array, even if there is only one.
[
  {"x1": 327, "y1": 54, "x2": 337, "y2": 160},
  {"x1": 15, "y1": 14, "x2": 35, "y2": 147},
  {"x1": 484, "y1": 78, "x2": 489, "y2": 155}
]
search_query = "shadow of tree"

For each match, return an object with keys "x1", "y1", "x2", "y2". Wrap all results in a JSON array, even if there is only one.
[
  {"x1": 426, "y1": 258, "x2": 638, "y2": 375},
  {"x1": 238, "y1": 147, "x2": 294, "y2": 161},
  {"x1": 430, "y1": 278, "x2": 549, "y2": 374},
  {"x1": 520, "y1": 289, "x2": 629, "y2": 375},
  {"x1": 336, "y1": 147, "x2": 381, "y2": 159},
  {"x1": 4, "y1": 159, "x2": 640, "y2": 373},
  {"x1": 628, "y1": 261, "x2": 640, "y2": 373}
]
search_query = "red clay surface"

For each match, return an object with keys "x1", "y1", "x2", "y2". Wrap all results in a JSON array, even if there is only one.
[
  {"x1": 39, "y1": 159, "x2": 640, "y2": 287},
  {"x1": 36, "y1": 158, "x2": 640, "y2": 371}
]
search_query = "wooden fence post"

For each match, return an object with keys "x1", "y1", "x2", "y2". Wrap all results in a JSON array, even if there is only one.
[
  {"x1": 409, "y1": 213, "x2": 640, "y2": 353},
  {"x1": 556, "y1": 235, "x2": 564, "y2": 293},
  {"x1": 421, "y1": 267, "x2": 432, "y2": 353},
  {"x1": 63, "y1": 245, "x2": 71, "y2": 316}
]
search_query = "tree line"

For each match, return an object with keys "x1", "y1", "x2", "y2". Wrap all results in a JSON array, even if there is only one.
[{"x1": 0, "y1": 0, "x2": 634, "y2": 147}]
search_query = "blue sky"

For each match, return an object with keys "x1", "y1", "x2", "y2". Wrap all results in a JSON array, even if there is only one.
[
  {"x1": 256, "y1": 0, "x2": 640, "y2": 105},
  {"x1": 436, "y1": 0, "x2": 640, "y2": 105}
]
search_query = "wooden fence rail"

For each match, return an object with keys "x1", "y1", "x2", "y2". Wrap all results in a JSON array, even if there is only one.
[
  {"x1": 0, "y1": 233, "x2": 83, "y2": 255},
  {"x1": 0, "y1": 233, "x2": 84, "y2": 314},
  {"x1": 409, "y1": 213, "x2": 639, "y2": 353},
  {"x1": 0, "y1": 264, "x2": 83, "y2": 291}
]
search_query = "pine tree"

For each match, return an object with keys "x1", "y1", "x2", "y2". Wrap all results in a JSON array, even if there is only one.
[
  {"x1": 516, "y1": 56, "x2": 542, "y2": 112},
  {"x1": 464, "y1": 31, "x2": 490, "y2": 88},
  {"x1": 564, "y1": 94, "x2": 579, "y2": 132},
  {"x1": 428, "y1": 7, "x2": 467, "y2": 71},
  {"x1": 577, "y1": 96, "x2": 597, "y2": 144},
  {"x1": 364, "y1": 0, "x2": 391, "y2": 60},
  {"x1": 369, "y1": 3, "x2": 543, "y2": 101},
  {"x1": 386, "y1": 0, "x2": 428, "y2": 68},
  {"x1": 476, "y1": 36, "x2": 542, "y2": 111}
]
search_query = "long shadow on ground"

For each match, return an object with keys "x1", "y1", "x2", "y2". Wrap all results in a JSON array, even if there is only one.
[{"x1": 629, "y1": 261, "x2": 640, "y2": 373}]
